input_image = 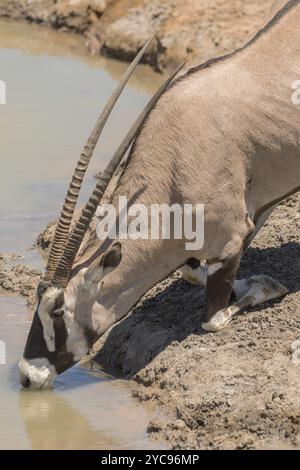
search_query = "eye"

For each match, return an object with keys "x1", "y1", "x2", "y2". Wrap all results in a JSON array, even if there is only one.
[
  {"x1": 50, "y1": 292, "x2": 65, "y2": 318},
  {"x1": 50, "y1": 308, "x2": 64, "y2": 319}
]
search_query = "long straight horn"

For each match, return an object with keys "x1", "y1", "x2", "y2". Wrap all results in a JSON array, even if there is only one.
[
  {"x1": 52, "y1": 63, "x2": 185, "y2": 288},
  {"x1": 44, "y1": 37, "x2": 154, "y2": 282}
]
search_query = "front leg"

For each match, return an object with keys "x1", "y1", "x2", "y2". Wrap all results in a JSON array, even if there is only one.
[
  {"x1": 202, "y1": 248, "x2": 242, "y2": 331},
  {"x1": 202, "y1": 275, "x2": 288, "y2": 332},
  {"x1": 202, "y1": 206, "x2": 288, "y2": 332}
]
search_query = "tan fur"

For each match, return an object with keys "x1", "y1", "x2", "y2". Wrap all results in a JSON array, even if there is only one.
[{"x1": 72, "y1": 0, "x2": 300, "y2": 332}]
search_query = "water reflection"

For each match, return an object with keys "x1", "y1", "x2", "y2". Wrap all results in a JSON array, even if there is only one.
[{"x1": 19, "y1": 390, "x2": 118, "y2": 450}]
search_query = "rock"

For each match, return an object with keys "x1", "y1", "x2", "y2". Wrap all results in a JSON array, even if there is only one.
[
  {"x1": 147, "y1": 419, "x2": 164, "y2": 433},
  {"x1": 0, "y1": 256, "x2": 41, "y2": 310},
  {"x1": 90, "y1": 0, "x2": 106, "y2": 15}
]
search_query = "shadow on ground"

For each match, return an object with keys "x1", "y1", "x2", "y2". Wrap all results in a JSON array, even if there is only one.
[{"x1": 95, "y1": 242, "x2": 300, "y2": 376}]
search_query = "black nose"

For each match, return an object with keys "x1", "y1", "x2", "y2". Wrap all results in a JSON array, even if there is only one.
[{"x1": 20, "y1": 374, "x2": 31, "y2": 389}]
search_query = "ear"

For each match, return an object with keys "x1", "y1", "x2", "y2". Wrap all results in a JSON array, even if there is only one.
[{"x1": 84, "y1": 242, "x2": 122, "y2": 286}]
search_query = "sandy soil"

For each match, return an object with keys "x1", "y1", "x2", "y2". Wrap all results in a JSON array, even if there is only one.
[{"x1": 0, "y1": 0, "x2": 276, "y2": 71}]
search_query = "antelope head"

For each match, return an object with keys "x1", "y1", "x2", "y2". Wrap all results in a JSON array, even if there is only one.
[{"x1": 19, "y1": 39, "x2": 184, "y2": 390}]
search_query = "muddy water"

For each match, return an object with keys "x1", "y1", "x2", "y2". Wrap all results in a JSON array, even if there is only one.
[
  {"x1": 0, "y1": 18, "x2": 162, "y2": 254},
  {"x1": 0, "y1": 19, "x2": 164, "y2": 449},
  {"x1": 0, "y1": 296, "x2": 164, "y2": 450}
]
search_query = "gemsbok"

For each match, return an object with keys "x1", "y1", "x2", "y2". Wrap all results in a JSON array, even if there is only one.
[{"x1": 19, "y1": 0, "x2": 300, "y2": 389}]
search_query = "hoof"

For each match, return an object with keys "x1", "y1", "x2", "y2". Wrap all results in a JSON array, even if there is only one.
[{"x1": 201, "y1": 307, "x2": 235, "y2": 332}]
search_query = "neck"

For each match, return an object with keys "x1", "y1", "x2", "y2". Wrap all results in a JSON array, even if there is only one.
[{"x1": 91, "y1": 238, "x2": 187, "y2": 337}]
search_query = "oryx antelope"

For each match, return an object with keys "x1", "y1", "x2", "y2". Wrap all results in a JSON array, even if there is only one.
[{"x1": 20, "y1": 1, "x2": 300, "y2": 389}]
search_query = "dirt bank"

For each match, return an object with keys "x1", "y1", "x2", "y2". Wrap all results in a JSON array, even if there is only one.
[
  {"x1": 0, "y1": 0, "x2": 276, "y2": 71},
  {"x1": 0, "y1": 253, "x2": 40, "y2": 310}
]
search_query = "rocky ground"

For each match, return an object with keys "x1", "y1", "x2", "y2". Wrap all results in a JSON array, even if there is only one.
[
  {"x1": 0, "y1": 0, "x2": 277, "y2": 71},
  {"x1": 0, "y1": 253, "x2": 40, "y2": 310}
]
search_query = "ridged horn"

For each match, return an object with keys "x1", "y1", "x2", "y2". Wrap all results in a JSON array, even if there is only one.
[
  {"x1": 52, "y1": 62, "x2": 185, "y2": 288},
  {"x1": 44, "y1": 37, "x2": 154, "y2": 282}
]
